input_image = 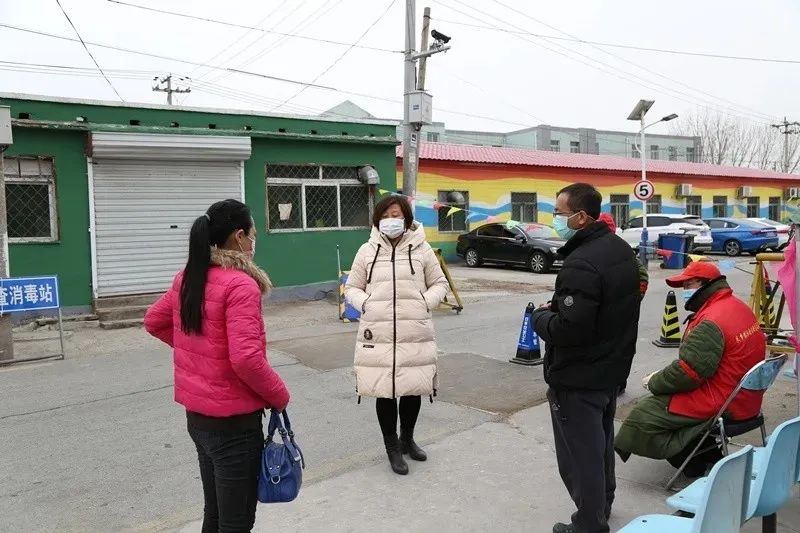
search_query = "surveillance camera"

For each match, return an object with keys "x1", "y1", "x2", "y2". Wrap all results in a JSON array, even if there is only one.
[{"x1": 431, "y1": 29, "x2": 451, "y2": 43}]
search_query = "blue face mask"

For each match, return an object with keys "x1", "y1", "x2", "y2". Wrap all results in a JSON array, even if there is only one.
[
  {"x1": 553, "y1": 213, "x2": 578, "y2": 240},
  {"x1": 682, "y1": 288, "x2": 698, "y2": 302}
]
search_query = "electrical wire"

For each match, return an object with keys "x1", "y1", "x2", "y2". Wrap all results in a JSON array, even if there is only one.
[
  {"x1": 273, "y1": 0, "x2": 398, "y2": 111},
  {"x1": 106, "y1": 0, "x2": 399, "y2": 54},
  {"x1": 0, "y1": 23, "x2": 337, "y2": 90},
  {"x1": 435, "y1": 17, "x2": 800, "y2": 65},
  {"x1": 487, "y1": 0, "x2": 775, "y2": 123},
  {"x1": 54, "y1": 0, "x2": 125, "y2": 101},
  {"x1": 436, "y1": 0, "x2": 775, "y2": 126}
]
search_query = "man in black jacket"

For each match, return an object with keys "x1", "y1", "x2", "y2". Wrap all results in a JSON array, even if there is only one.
[{"x1": 533, "y1": 183, "x2": 641, "y2": 533}]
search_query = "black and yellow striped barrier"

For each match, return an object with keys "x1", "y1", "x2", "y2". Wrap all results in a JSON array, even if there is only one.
[{"x1": 653, "y1": 290, "x2": 682, "y2": 347}]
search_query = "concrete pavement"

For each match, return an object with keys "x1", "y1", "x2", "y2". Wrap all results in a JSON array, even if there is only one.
[{"x1": 0, "y1": 258, "x2": 798, "y2": 532}]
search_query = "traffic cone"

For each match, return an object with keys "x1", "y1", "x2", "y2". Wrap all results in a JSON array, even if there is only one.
[
  {"x1": 653, "y1": 291, "x2": 682, "y2": 347},
  {"x1": 510, "y1": 302, "x2": 544, "y2": 366}
]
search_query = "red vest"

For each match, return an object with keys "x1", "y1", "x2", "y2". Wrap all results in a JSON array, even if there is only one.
[{"x1": 669, "y1": 288, "x2": 766, "y2": 421}]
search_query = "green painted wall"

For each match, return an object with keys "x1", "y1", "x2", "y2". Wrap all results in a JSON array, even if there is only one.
[
  {"x1": 1, "y1": 97, "x2": 397, "y2": 307},
  {"x1": 5, "y1": 128, "x2": 92, "y2": 308},
  {"x1": 250, "y1": 139, "x2": 396, "y2": 285},
  {"x1": 3, "y1": 98, "x2": 393, "y2": 139}
]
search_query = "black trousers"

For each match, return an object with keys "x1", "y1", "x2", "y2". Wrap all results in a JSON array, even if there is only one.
[
  {"x1": 548, "y1": 387, "x2": 618, "y2": 533},
  {"x1": 187, "y1": 417, "x2": 264, "y2": 533},
  {"x1": 375, "y1": 395, "x2": 421, "y2": 437}
]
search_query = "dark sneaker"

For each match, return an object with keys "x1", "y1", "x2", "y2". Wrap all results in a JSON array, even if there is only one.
[{"x1": 552, "y1": 523, "x2": 575, "y2": 533}]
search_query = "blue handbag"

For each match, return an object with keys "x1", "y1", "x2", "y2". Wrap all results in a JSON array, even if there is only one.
[{"x1": 257, "y1": 409, "x2": 305, "y2": 504}]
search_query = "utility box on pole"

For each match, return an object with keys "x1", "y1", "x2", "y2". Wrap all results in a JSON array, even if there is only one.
[{"x1": 407, "y1": 91, "x2": 433, "y2": 125}]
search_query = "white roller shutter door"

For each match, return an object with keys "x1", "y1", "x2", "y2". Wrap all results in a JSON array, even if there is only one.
[{"x1": 92, "y1": 159, "x2": 243, "y2": 297}]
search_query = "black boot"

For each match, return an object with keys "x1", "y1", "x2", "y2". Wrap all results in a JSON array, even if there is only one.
[
  {"x1": 400, "y1": 430, "x2": 427, "y2": 462},
  {"x1": 383, "y1": 434, "x2": 408, "y2": 475}
]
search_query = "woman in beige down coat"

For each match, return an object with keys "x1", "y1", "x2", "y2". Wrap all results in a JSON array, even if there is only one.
[{"x1": 345, "y1": 195, "x2": 448, "y2": 475}]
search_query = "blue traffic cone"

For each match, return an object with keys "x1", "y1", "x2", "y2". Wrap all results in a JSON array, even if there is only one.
[{"x1": 510, "y1": 302, "x2": 543, "y2": 366}]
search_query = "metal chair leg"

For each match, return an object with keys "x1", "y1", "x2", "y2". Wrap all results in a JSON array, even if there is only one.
[
  {"x1": 762, "y1": 513, "x2": 777, "y2": 533},
  {"x1": 718, "y1": 417, "x2": 730, "y2": 455},
  {"x1": 666, "y1": 427, "x2": 714, "y2": 490},
  {"x1": 759, "y1": 422, "x2": 768, "y2": 446}
]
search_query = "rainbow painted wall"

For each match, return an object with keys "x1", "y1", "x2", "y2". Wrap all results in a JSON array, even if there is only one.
[{"x1": 397, "y1": 160, "x2": 800, "y2": 259}]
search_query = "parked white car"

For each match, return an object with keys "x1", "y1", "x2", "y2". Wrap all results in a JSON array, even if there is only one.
[
  {"x1": 617, "y1": 214, "x2": 713, "y2": 252},
  {"x1": 747, "y1": 218, "x2": 790, "y2": 250}
]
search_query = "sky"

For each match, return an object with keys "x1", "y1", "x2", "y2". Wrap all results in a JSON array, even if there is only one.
[{"x1": 1, "y1": 0, "x2": 799, "y2": 136}]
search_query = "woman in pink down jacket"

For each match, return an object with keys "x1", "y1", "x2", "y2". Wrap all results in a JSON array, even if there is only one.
[{"x1": 145, "y1": 199, "x2": 289, "y2": 533}]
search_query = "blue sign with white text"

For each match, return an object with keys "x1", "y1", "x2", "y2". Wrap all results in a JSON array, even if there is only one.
[{"x1": 0, "y1": 276, "x2": 60, "y2": 314}]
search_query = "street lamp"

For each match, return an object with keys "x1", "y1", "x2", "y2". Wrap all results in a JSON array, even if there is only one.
[{"x1": 627, "y1": 99, "x2": 678, "y2": 267}]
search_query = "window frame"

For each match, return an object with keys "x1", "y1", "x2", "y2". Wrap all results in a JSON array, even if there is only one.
[
  {"x1": 685, "y1": 195, "x2": 702, "y2": 217},
  {"x1": 746, "y1": 196, "x2": 760, "y2": 219},
  {"x1": 437, "y1": 190, "x2": 469, "y2": 233},
  {"x1": 265, "y1": 164, "x2": 371, "y2": 233},
  {"x1": 610, "y1": 194, "x2": 630, "y2": 227},
  {"x1": 646, "y1": 194, "x2": 662, "y2": 214},
  {"x1": 550, "y1": 140, "x2": 560, "y2": 152},
  {"x1": 510, "y1": 192, "x2": 538, "y2": 223},
  {"x1": 650, "y1": 145, "x2": 660, "y2": 160},
  {"x1": 569, "y1": 141, "x2": 580, "y2": 154},
  {"x1": 768, "y1": 196, "x2": 782, "y2": 222},
  {"x1": 712, "y1": 195, "x2": 728, "y2": 218},
  {"x1": 3, "y1": 156, "x2": 59, "y2": 243}
]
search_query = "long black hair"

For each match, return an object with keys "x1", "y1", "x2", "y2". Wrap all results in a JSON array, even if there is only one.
[{"x1": 180, "y1": 199, "x2": 253, "y2": 334}]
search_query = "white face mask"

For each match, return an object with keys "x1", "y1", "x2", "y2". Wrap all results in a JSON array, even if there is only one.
[
  {"x1": 238, "y1": 235, "x2": 256, "y2": 258},
  {"x1": 379, "y1": 218, "x2": 406, "y2": 239}
]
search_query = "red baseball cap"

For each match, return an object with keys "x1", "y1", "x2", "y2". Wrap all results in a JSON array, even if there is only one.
[{"x1": 666, "y1": 261, "x2": 722, "y2": 288}]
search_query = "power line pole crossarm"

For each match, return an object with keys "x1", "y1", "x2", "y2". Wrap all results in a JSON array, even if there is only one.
[
  {"x1": 771, "y1": 117, "x2": 800, "y2": 173},
  {"x1": 401, "y1": 2, "x2": 450, "y2": 213},
  {"x1": 153, "y1": 74, "x2": 191, "y2": 105}
]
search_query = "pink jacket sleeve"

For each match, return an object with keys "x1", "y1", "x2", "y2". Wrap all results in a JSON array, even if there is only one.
[
  {"x1": 225, "y1": 279, "x2": 290, "y2": 411},
  {"x1": 144, "y1": 290, "x2": 175, "y2": 348}
]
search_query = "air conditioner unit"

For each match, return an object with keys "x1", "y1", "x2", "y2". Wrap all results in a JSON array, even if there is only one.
[
  {"x1": 676, "y1": 184, "x2": 693, "y2": 197},
  {"x1": 785, "y1": 187, "x2": 800, "y2": 200},
  {"x1": 737, "y1": 186, "x2": 753, "y2": 199}
]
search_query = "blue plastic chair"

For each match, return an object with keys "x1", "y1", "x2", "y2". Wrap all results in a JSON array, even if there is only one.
[
  {"x1": 617, "y1": 446, "x2": 754, "y2": 533},
  {"x1": 666, "y1": 417, "x2": 800, "y2": 533},
  {"x1": 666, "y1": 355, "x2": 788, "y2": 489}
]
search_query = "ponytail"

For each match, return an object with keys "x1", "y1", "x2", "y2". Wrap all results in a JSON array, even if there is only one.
[
  {"x1": 180, "y1": 215, "x2": 212, "y2": 334},
  {"x1": 179, "y1": 199, "x2": 253, "y2": 335}
]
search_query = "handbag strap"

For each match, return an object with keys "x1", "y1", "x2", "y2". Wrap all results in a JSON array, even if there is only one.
[{"x1": 266, "y1": 409, "x2": 303, "y2": 464}]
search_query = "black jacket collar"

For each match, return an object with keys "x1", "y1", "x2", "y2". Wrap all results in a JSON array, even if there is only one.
[{"x1": 558, "y1": 221, "x2": 610, "y2": 257}]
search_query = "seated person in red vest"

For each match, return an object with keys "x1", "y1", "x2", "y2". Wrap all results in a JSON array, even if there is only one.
[{"x1": 614, "y1": 261, "x2": 766, "y2": 477}]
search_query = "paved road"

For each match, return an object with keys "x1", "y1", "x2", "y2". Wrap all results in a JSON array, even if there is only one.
[{"x1": 1, "y1": 258, "x2": 797, "y2": 532}]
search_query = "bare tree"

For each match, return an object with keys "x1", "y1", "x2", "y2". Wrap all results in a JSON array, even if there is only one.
[{"x1": 671, "y1": 110, "x2": 800, "y2": 173}]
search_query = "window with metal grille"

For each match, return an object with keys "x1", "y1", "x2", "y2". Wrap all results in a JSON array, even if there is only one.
[
  {"x1": 713, "y1": 195, "x2": 728, "y2": 217},
  {"x1": 426, "y1": 132, "x2": 439, "y2": 142},
  {"x1": 610, "y1": 194, "x2": 630, "y2": 226},
  {"x1": 437, "y1": 190, "x2": 469, "y2": 232},
  {"x1": 650, "y1": 145, "x2": 659, "y2": 160},
  {"x1": 768, "y1": 197, "x2": 782, "y2": 222},
  {"x1": 668, "y1": 146, "x2": 678, "y2": 161},
  {"x1": 686, "y1": 147, "x2": 695, "y2": 162},
  {"x1": 511, "y1": 192, "x2": 538, "y2": 223},
  {"x1": 550, "y1": 140, "x2": 560, "y2": 152},
  {"x1": 3, "y1": 156, "x2": 58, "y2": 242},
  {"x1": 265, "y1": 164, "x2": 370, "y2": 231},
  {"x1": 685, "y1": 195, "x2": 702, "y2": 217},
  {"x1": 631, "y1": 144, "x2": 640, "y2": 158},
  {"x1": 569, "y1": 141, "x2": 580, "y2": 154},
  {"x1": 746, "y1": 197, "x2": 760, "y2": 218},
  {"x1": 646, "y1": 194, "x2": 662, "y2": 214}
]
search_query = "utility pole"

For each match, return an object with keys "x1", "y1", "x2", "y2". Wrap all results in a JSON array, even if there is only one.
[
  {"x1": 0, "y1": 105, "x2": 13, "y2": 362},
  {"x1": 401, "y1": 2, "x2": 450, "y2": 213},
  {"x1": 152, "y1": 74, "x2": 191, "y2": 105},
  {"x1": 771, "y1": 117, "x2": 800, "y2": 173}
]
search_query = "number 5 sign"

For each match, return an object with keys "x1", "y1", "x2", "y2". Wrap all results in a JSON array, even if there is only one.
[{"x1": 634, "y1": 180, "x2": 655, "y2": 201}]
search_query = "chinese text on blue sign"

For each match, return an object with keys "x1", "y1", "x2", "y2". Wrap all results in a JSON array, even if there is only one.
[{"x1": 0, "y1": 276, "x2": 60, "y2": 314}]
